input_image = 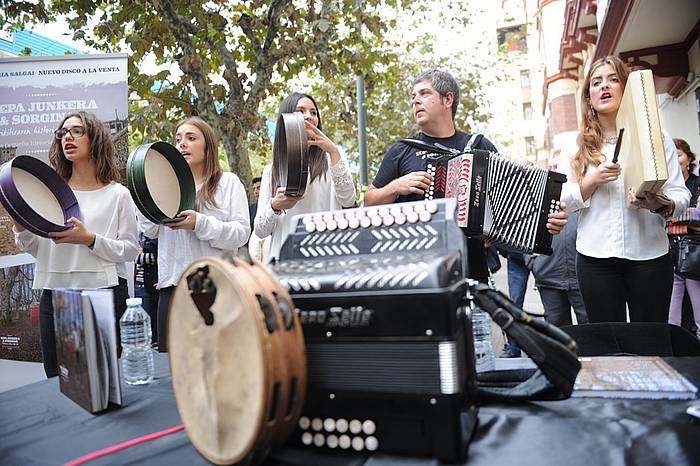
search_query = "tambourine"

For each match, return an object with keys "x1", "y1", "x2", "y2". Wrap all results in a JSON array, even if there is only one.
[
  {"x1": 126, "y1": 141, "x2": 196, "y2": 224},
  {"x1": 168, "y1": 256, "x2": 306, "y2": 465},
  {"x1": 0, "y1": 155, "x2": 80, "y2": 238},
  {"x1": 273, "y1": 112, "x2": 309, "y2": 197}
]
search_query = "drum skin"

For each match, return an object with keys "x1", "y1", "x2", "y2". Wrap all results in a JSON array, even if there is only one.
[
  {"x1": 0, "y1": 155, "x2": 80, "y2": 237},
  {"x1": 169, "y1": 256, "x2": 306, "y2": 465},
  {"x1": 126, "y1": 141, "x2": 195, "y2": 224}
]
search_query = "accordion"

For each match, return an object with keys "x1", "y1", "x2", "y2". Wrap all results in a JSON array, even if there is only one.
[
  {"x1": 273, "y1": 199, "x2": 478, "y2": 463},
  {"x1": 424, "y1": 148, "x2": 566, "y2": 255},
  {"x1": 615, "y1": 69, "x2": 668, "y2": 196}
]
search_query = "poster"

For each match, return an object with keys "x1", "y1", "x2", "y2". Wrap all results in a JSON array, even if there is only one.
[{"x1": 0, "y1": 53, "x2": 128, "y2": 362}]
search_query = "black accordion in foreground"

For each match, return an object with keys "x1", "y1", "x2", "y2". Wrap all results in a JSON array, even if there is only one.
[
  {"x1": 425, "y1": 148, "x2": 566, "y2": 255},
  {"x1": 273, "y1": 199, "x2": 478, "y2": 463}
]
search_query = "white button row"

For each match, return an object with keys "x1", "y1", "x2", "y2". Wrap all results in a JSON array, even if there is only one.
[{"x1": 303, "y1": 202, "x2": 439, "y2": 233}]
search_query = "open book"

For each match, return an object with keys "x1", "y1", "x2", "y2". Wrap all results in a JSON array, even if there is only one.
[
  {"x1": 572, "y1": 356, "x2": 698, "y2": 400},
  {"x1": 52, "y1": 289, "x2": 122, "y2": 413}
]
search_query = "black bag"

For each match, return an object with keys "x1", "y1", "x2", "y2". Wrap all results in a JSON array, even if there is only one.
[{"x1": 677, "y1": 235, "x2": 700, "y2": 280}]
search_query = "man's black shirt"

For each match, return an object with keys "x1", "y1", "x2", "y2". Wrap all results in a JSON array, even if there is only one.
[{"x1": 371, "y1": 130, "x2": 498, "y2": 281}]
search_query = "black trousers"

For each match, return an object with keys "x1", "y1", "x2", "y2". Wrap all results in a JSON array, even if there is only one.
[
  {"x1": 156, "y1": 286, "x2": 175, "y2": 353},
  {"x1": 39, "y1": 278, "x2": 128, "y2": 378},
  {"x1": 576, "y1": 253, "x2": 673, "y2": 323}
]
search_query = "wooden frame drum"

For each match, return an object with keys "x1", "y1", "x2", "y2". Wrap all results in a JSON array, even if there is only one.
[{"x1": 168, "y1": 256, "x2": 306, "y2": 465}]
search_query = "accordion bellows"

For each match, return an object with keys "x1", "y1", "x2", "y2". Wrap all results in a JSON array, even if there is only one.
[{"x1": 615, "y1": 69, "x2": 667, "y2": 195}]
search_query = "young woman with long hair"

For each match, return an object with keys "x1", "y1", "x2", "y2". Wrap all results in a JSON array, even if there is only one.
[
  {"x1": 559, "y1": 56, "x2": 689, "y2": 323},
  {"x1": 14, "y1": 111, "x2": 139, "y2": 377},
  {"x1": 254, "y1": 92, "x2": 357, "y2": 261},
  {"x1": 137, "y1": 116, "x2": 250, "y2": 352}
]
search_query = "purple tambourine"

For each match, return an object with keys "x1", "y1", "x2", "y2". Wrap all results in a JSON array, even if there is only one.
[{"x1": 0, "y1": 156, "x2": 80, "y2": 238}]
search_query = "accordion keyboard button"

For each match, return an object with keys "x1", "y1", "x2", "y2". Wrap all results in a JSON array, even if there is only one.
[
  {"x1": 314, "y1": 433, "x2": 325, "y2": 447},
  {"x1": 426, "y1": 201, "x2": 438, "y2": 214},
  {"x1": 311, "y1": 418, "x2": 323, "y2": 431},
  {"x1": 339, "y1": 435, "x2": 351, "y2": 449},
  {"x1": 362, "y1": 420, "x2": 376, "y2": 435},
  {"x1": 348, "y1": 217, "x2": 360, "y2": 229},
  {"x1": 337, "y1": 217, "x2": 348, "y2": 230},
  {"x1": 352, "y1": 437, "x2": 364, "y2": 451},
  {"x1": 407, "y1": 211, "x2": 419, "y2": 224},
  {"x1": 326, "y1": 435, "x2": 339, "y2": 449},
  {"x1": 324, "y1": 418, "x2": 336, "y2": 432},
  {"x1": 349, "y1": 419, "x2": 362, "y2": 434},
  {"x1": 371, "y1": 216, "x2": 382, "y2": 227},
  {"x1": 394, "y1": 213, "x2": 406, "y2": 225},
  {"x1": 360, "y1": 217, "x2": 371, "y2": 228},
  {"x1": 305, "y1": 223, "x2": 316, "y2": 233},
  {"x1": 365, "y1": 436, "x2": 379, "y2": 451},
  {"x1": 302, "y1": 432, "x2": 313, "y2": 445},
  {"x1": 299, "y1": 416, "x2": 311, "y2": 430},
  {"x1": 419, "y1": 211, "x2": 432, "y2": 223},
  {"x1": 336, "y1": 418, "x2": 349, "y2": 433}
]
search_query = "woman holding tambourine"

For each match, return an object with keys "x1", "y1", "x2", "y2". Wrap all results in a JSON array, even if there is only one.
[
  {"x1": 13, "y1": 111, "x2": 139, "y2": 378},
  {"x1": 667, "y1": 138, "x2": 700, "y2": 337},
  {"x1": 136, "y1": 116, "x2": 250, "y2": 352},
  {"x1": 559, "y1": 56, "x2": 689, "y2": 324},
  {"x1": 255, "y1": 92, "x2": 357, "y2": 262}
]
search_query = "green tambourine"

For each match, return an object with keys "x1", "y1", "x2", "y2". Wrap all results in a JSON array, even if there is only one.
[{"x1": 127, "y1": 142, "x2": 196, "y2": 224}]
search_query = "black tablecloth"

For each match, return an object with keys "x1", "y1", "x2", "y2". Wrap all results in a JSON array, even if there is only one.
[{"x1": 2, "y1": 355, "x2": 700, "y2": 466}]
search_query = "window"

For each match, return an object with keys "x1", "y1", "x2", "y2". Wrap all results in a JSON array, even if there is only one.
[
  {"x1": 520, "y1": 70, "x2": 530, "y2": 88},
  {"x1": 522, "y1": 102, "x2": 533, "y2": 120},
  {"x1": 525, "y1": 136, "x2": 536, "y2": 156}
]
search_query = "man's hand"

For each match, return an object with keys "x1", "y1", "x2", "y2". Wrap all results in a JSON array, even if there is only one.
[
  {"x1": 546, "y1": 201, "x2": 568, "y2": 235},
  {"x1": 389, "y1": 171, "x2": 433, "y2": 197},
  {"x1": 48, "y1": 217, "x2": 96, "y2": 246}
]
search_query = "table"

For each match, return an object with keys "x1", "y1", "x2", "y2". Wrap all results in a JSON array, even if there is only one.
[{"x1": 1, "y1": 355, "x2": 699, "y2": 466}]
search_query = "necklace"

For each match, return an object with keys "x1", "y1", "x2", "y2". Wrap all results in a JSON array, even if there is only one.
[{"x1": 603, "y1": 136, "x2": 618, "y2": 144}]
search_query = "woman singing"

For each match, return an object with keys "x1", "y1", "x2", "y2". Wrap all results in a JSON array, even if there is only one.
[
  {"x1": 14, "y1": 111, "x2": 139, "y2": 377},
  {"x1": 255, "y1": 92, "x2": 357, "y2": 261},
  {"x1": 559, "y1": 56, "x2": 689, "y2": 323}
]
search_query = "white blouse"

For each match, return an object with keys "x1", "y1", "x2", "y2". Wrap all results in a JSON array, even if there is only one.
[
  {"x1": 255, "y1": 154, "x2": 356, "y2": 261},
  {"x1": 138, "y1": 172, "x2": 250, "y2": 288},
  {"x1": 559, "y1": 130, "x2": 689, "y2": 260},
  {"x1": 14, "y1": 182, "x2": 139, "y2": 289}
]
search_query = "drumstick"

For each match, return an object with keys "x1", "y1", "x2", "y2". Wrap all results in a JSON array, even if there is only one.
[{"x1": 612, "y1": 128, "x2": 624, "y2": 164}]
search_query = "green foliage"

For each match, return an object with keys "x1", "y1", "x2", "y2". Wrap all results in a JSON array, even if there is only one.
[{"x1": 5, "y1": 0, "x2": 492, "y2": 194}]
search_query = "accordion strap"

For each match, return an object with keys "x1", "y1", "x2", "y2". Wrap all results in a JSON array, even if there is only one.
[{"x1": 468, "y1": 281, "x2": 581, "y2": 401}]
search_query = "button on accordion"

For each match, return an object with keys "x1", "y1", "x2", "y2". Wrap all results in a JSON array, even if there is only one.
[
  {"x1": 273, "y1": 199, "x2": 478, "y2": 463},
  {"x1": 421, "y1": 144, "x2": 566, "y2": 255}
]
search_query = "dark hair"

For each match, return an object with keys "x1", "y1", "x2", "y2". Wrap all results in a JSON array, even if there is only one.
[
  {"x1": 412, "y1": 69, "x2": 460, "y2": 119},
  {"x1": 175, "y1": 116, "x2": 222, "y2": 209},
  {"x1": 674, "y1": 138, "x2": 697, "y2": 173},
  {"x1": 271, "y1": 92, "x2": 328, "y2": 194},
  {"x1": 572, "y1": 56, "x2": 630, "y2": 182},
  {"x1": 49, "y1": 111, "x2": 118, "y2": 184},
  {"x1": 252, "y1": 176, "x2": 262, "y2": 184}
]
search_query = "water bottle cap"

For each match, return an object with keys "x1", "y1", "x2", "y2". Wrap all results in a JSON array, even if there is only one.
[{"x1": 126, "y1": 297, "x2": 143, "y2": 306}]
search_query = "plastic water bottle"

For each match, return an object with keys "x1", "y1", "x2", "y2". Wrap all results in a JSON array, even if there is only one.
[
  {"x1": 120, "y1": 297, "x2": 154, "y2": 385},
  {"x1": 471, "y1": 308, "x2": 496, "y2": 372}
]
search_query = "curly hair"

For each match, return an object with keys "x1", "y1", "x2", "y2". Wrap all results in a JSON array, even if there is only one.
[
  {"x1": 571, "y1": 56, "x2": 630, "y2": 183},
  {"x1": 49, "y1": 111, "x2": 118, "y2": 184},
  {"x1": 175, "y1": 116, "x2": 223, "y2": 209}
]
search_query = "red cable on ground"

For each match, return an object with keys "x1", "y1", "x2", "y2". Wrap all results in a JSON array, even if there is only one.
[{"x1": 63, "y1": 424, "x2": 185, "y2": 466}]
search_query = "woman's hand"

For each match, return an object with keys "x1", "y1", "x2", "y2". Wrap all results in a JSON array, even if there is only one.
[
  {"x1": 591, "y1": 161, "x2": 621, "y2": 185},
  {"x1": 630, "y1": 191, "x2": 674, "y2": 214},
  {"x1": 166, "y1": 210, "x2": 198, "y2": 230},
  {"x1": 271, "y1": 187, "x2": 302, "y2": 213},
  {"x1": 48, "y1": 217, "x2": 96, "y2": 246},
  {"x1": 304, "y1": 120, "x2": 341, "y2": 163}
]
